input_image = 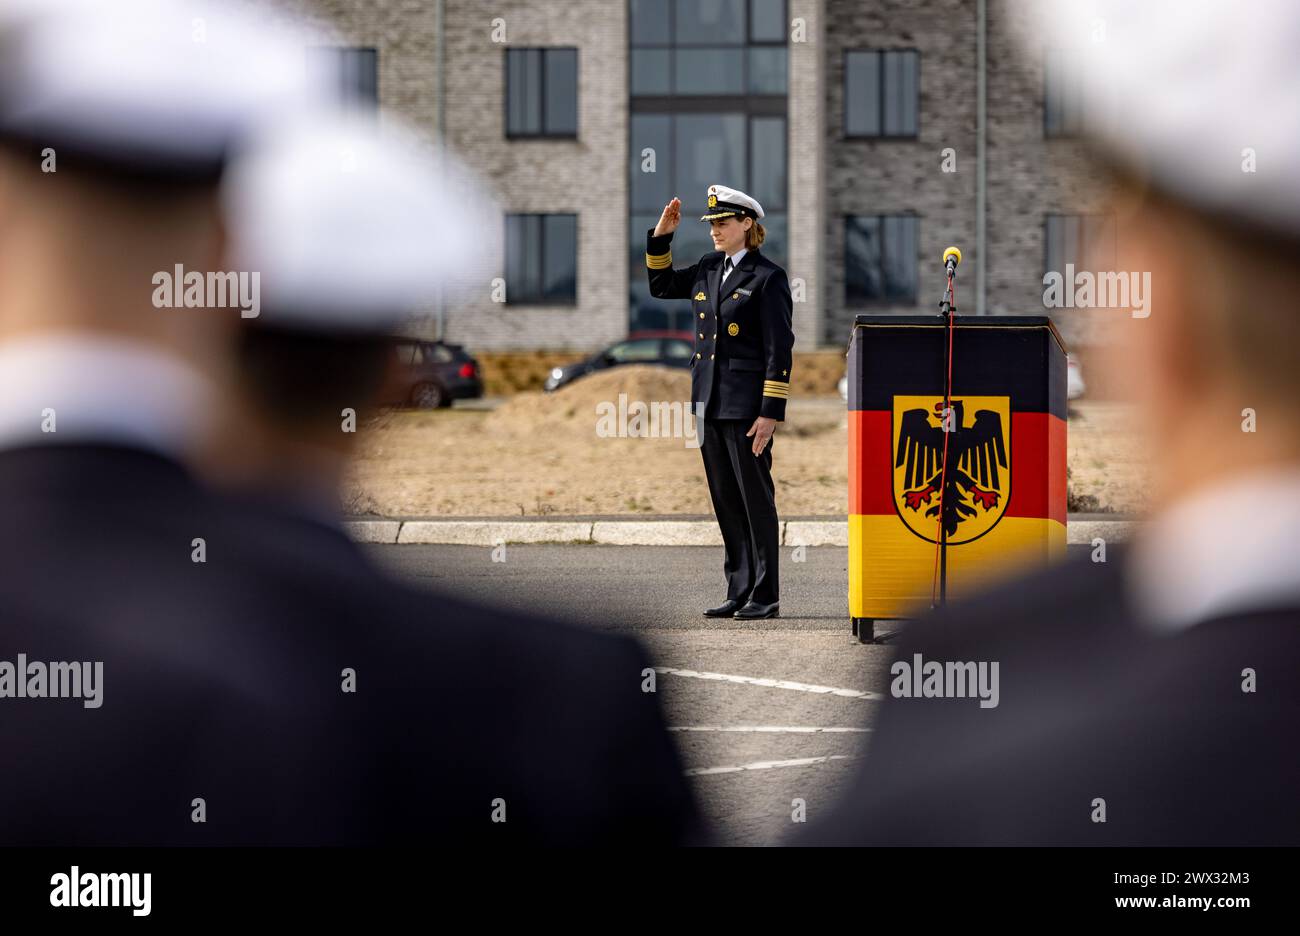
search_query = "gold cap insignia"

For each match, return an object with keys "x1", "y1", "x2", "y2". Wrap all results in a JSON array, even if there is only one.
[
  {"x1": 728, "y1": 323, "x2": 740, "y2": 336},
  {"x1": 707, "y1": 195, "x2": 717, "y2": 208}
]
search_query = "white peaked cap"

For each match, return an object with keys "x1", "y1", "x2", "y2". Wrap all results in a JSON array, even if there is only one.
[
  {"x1": 1011, "y1": 0, "x2": 1300, "y2": 238},
  {"x1": 0, "y1": 0, "x2": 336, "y2": 176},
  {"x1": 223, "y1": 114, "x2": 497, "y2": 334},
  {"x1": 701, "y1": 184, "x2": 765, "y2": 221}
]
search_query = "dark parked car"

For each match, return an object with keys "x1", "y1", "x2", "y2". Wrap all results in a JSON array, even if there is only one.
[
  {"x1": 543, "y1": 331, "x2": 694, "y2": 392},
  {"x1": 383, "y1": 339, "x2": 483, "y2": 408}
]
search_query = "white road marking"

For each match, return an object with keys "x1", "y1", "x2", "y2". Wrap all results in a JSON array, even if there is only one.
[
  {"x1": 654, "y1": 666, "x2": 882, "y2": 700},
  {"x1": 668, "y1": 725, "x2": 870, "y2": 734},
  {"x1": 685, "y1": 755, "x2": 858, "y2": 777}
]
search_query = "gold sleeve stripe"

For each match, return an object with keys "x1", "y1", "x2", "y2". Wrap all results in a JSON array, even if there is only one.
[
  {"x1": 762, "y1": 381, "x2": 790, "y2": 398},
  {"x1": 645, "y1": 251, "x2": 673, "y2": 269}
]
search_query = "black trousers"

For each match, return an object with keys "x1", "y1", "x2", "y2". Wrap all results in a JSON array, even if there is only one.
[{"x1": 700, "y1": 418, "x2": 779, "y2": 605}]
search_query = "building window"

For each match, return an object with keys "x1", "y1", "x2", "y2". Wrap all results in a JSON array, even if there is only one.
[
  {"x1": 844, "y1": 50, "x2": 918, "y2": 138},
  {"x1": 629, "y1": 0, "x2": 788, "y2": 331},
  {"x1": 845, "y1": 215, "x2": 918, "y2": 305},
  {"x1": 1044, "y1": 214, "x2": 1115, "y2": 278},
  {"x1": 1043, "y1": 51, "x2": 1084, "y2": 137},
  {"x1": 631, "y1": 1, "x2": 788, "y2": 97},
  {"x1": 308, "y1": 47, "x2": 378, "y2": 111},
  {"x1": 505, "y1": 214, "x2": 578, "y2": 304},
  {"x1": 506, "y1": 48, "x2": 578, "y2": 138}
]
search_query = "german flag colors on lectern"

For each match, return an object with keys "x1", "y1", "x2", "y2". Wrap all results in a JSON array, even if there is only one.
[{"x1": 847, "y1": 315, "x2": 1069, "y2": 628}]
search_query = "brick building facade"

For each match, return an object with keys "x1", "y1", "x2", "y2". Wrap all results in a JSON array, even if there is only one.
[{"x1": 271, "y1": 0, "x2": 1112, "y2": 353}]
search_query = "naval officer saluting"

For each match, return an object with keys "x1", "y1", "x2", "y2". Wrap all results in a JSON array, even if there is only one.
[{"x1": 646, "y1": 185, "x2": 795, "y2": 620}]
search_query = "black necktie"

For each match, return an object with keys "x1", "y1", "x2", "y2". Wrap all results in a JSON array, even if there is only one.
[{"x1": 720, "y1": 257, "x2": 732, "y2": 296}]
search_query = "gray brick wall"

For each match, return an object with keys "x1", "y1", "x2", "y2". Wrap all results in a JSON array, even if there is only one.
[
  {"x1": 287, "y1": 0, "x2": 628, "y2": 352},
  {"x1": 984, "y1": 0, "x2": 1113, "y2": 350},
  {"x1": 823, "y1": 0, "x2": 979, "y2": 347}
]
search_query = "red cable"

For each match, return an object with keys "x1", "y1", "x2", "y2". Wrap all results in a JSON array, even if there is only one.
[{"x1": 931, "y1": 274, "x2": 956, "y2": 606}]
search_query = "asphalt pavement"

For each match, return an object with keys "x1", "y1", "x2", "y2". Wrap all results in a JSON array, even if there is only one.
[{"x1": 367, "y1": 542, "x2": 1088, "y2": 845}]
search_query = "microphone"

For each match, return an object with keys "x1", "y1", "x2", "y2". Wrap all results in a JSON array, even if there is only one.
[{"x1": 943, "y1": 246, "x2": 962, "y2": 277}]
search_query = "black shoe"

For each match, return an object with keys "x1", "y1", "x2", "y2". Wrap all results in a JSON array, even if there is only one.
[
  {"x1": 704, "y1": 598, "x2": 744, "y2": 618},
  {"x1": 734, "y1": 600, "x2": 779, "y2": 619}
]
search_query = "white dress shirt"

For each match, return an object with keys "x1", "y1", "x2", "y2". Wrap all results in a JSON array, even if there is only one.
[
  {"x1": 0, "y1": 333, "x2": 216, "y2": 460},
  {"x1": 720, "y1": 247, "x2": 747, "y2": 285},
  {"x1": 1127, "y1": 465, "x2": 1300, "y2": 633}
]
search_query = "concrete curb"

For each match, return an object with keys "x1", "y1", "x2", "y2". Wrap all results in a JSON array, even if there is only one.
[{"x1": 347, "y1": 517, "x2": 1138, "y2": 547}]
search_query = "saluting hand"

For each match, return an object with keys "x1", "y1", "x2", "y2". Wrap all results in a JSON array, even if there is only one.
[
  {"x1": 653, "y1": 197, "x2": 682, "y2": 236},
  {"x1": 746, "y1": 416, "x2": 776, "y2": 456}
]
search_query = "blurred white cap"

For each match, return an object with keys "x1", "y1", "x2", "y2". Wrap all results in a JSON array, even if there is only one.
[
  {"x1": 223, "y1": 114, "x2": 496, "y2": 334},
  {"x1": 0, "y1": 0, "x2": 335, "y2": 178},
  {"x1": 1012, "y1": 0, "x2": 1300, "y2": 237}
]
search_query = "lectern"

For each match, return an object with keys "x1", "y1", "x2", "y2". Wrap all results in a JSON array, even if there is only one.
[{"x1": 847, "y1": 315, "x2": 1069, "y2": 642}]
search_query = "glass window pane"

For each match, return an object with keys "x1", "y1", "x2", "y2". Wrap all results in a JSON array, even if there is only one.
[
  {"x1": 506, "y1": 50, "x2": 541, "y2": 135},
  {"x1": 506, "y1": 215, "x2": 542, "y2": 301},
  {"x1": 845, "y1": 215, "x2": 882, "y2": 304},
  {"x1": 544, "y1": 49, "x2": 578, "y2": 135},
  {"x1": 845, "y1": 51, "x2": 880, "y2": 136},
  {"x1": 631, "y1": 49, "x2": 671, "y2": 95},
  {"x1": 675, "y1": 0, "x2": 745, "y2": 45},
  {"x1": 1045, "y1": 215, "x2": 1063, "y2": 276},
  {"x1": 750, "y1": 116, "x2": 785, "y2": 211},
  {"x1": 631, "y1": 115, "x2": 673, "y2": 212},
  {"x1": 675, "y1": 48, "x2": 745, "y2": 94},
  {"x1": 543, "y1": 215, "x2": 577, "y2": 303},
  {"x1": 630, "y1": 0, "x2": 671, "y2": 45},
  {"x1": 1045, "y1": 54, "x2": 1064, "y2": 135},
  {"x1": 900, "y1": 51, "x2": 918, "y2": 134},
  {"x1": 344, "y1": 48, "x2": 378, "y2": 109},
  {"x1": 882, "y1": 216, "x2": 917, "y2": 301},
  {"x1": 882, "y1": 50, "x2": 917, "y2": 136},
  {"x1": 748, "y1": 46, "x2": 787, "y2": 93},
  {"x1": 750, "y1": 0, "x2": 785, "y2": 42},
  {"x1": 756, "y1": 211, "x2": 786, "y2": 268},
  {"x1": 675, "y1": 113, "x2": 747, "y2": 228}
]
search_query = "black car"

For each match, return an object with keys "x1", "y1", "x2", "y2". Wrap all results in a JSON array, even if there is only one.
[
  {"x1": 543, "y1": 331, "x2": 694, "y2": 392},
  {"x1": 385, "y1": 339, "x2": 484, "y2": 408}
]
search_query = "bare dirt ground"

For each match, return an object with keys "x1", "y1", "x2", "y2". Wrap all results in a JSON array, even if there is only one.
[{"x1": 344, "y1": 365, "x2": 1147, "y2": 517}]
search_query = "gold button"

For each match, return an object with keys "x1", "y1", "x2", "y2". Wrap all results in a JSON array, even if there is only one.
[
  {"x1": 710, "y1": 353, "x2": 715, "y2": 360},
  {"x1": 699, "y1": 312, "x2": 705, "y2": 319},
  {"x1": 694, "y1": 352, "x2": 700, "y2": 359},
  {"x1": 712, "y1": 333, "x2": 717, "y2": 340},
  {"x1": 699, "y1": 333, "x2": 704, "y2": 339}
]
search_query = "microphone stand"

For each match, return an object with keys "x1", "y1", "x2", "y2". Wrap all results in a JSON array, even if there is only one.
[{"x1": 934, "y1": 263, "x2": 957, "y2": 606}]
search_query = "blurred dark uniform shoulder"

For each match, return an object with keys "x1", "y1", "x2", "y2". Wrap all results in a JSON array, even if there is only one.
[
  {"x1": 0, "y1": 445, "x2": 701, "y2": 846},
  {"x1": 800, "y1": 548, "x2": 1300, "y2": 846}
]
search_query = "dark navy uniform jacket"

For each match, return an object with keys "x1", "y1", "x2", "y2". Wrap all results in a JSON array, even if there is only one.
[
  {"x1": 800, "y1": 551, "x2": 1300, "y2": 846},
  {"x1": 0, "y1": 444, "x2": 702, "y2": 846},
  {"x1": 646, "y1": 228, "x2": 794, "y2": 421}
]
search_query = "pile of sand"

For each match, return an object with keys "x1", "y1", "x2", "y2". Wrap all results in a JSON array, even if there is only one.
[{"x1": 484, "y1": 365, "x2": 693, "y2": 437}]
